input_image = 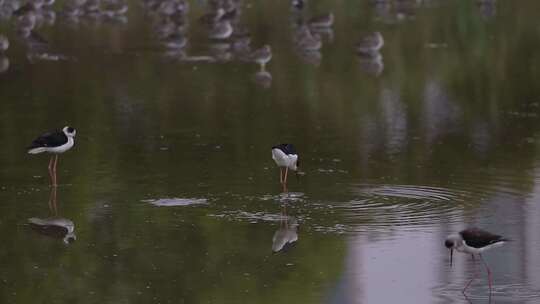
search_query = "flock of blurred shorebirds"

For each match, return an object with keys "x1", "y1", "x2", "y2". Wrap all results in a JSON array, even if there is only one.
[{"x1": 0, "y1": 0, "x2": 497, "y2": 86}]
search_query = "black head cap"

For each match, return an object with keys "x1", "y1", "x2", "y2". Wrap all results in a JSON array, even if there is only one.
[{"x1": 444, "y1": 239, "x2": 454, "y2": 249}]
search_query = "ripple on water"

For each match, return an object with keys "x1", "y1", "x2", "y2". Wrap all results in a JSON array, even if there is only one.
[
  {"x1": 269, "y1": 192, "x2": 306, "y2": 203},
  {"x1": 434, "y1": 282, "x2": 540, "y2": 303},
  {"x1": 327, "y1": 184, "x2": 473, "y2": 233},
  {"x1": 143, "y1": 197, "x2": 208, "y2": 207},
  {"x1": 208, "y1": 211, "x2": 307, "y2": 224}
]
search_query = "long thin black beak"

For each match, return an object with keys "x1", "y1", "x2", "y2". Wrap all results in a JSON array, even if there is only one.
[{"x1": 450, "y1": 249, "x2": 453, "y2": 267}]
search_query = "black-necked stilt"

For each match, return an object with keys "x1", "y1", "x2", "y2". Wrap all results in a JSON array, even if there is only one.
[
  {"x1": 161, "y1": 32, "x2": 188, "y2": 49},
  {"x1": 249, "y1": 45, "x2": 272, "y2": 68},
  {"x1": 272, "y1": 144, "x2": 300, "y2": 187},
  {"x1": 445, "y1": 227, "x2": 508, "y2": 293},
  {"x1": 291, "y1": 0, "x2": 305, "y2": 11},
  {"x1": 199, "y1": 7, "x2": 225, "y2": 25},
  {"x1": 356, "y1": 32, "x2": 384, "y2": 56},
  {"x1": 308, "y1": 12, "x2": 334, "y2": 28},
  {"x1": 208, "y1": 20, "x2": 233, "y2": 40},
  {"x1": 28, "y1": 126, "x2": 76, "y2": 187}
]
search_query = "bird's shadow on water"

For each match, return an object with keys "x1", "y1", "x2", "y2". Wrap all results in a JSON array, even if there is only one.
[{"x1": 28, "y1": 186, "x2": 76, "y2": 244}]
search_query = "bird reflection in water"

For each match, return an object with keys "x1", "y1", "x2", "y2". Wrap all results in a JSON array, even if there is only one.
[
  {"x1": 249, "y1": 44, "x2": 272, "y2": 88},
  {"x1": 252, "y1": 66, "x2": 272, "y2": 89},
  {"x1": 272, "y1": 204, "x2": 299, "y2": 253},
  {"x1": 0, "y1": 55, "x2": 8, "y2": 73},
  {"x1": 28, "y1": 186, "x2": 76, "y2": 244},
  {"x1": 0, "y1": 34, "x2": 9, "y2": 53},
  {"x1": 307, "y1": 12, "x2": 334, "y2": 42},
  {"x1": 357, "y1": 51, "x2": 384, "y2": 77},
  {"x1": 356, "y1": 32, "x2": 384, "y2": 76},
  {"x1": 477, "y1": 0, "x2": 496, "y2": 20},
  {"x1": 292, "y1": 24, "x2": 323, "y2": 66},
  {"x1": 0, "y1": 34, "x2": 6, "y2": 70}
]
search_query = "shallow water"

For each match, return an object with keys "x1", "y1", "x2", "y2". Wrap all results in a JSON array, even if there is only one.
[{"x1": 2, "y1": 0, "x2": 540, "y2": 303}]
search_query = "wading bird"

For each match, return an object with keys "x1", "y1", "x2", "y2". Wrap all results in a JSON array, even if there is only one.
[
  {"x1": 445, "y1": 227, "x2": 508, "y2": 293},
  {"x1": 271, "y1": 144, "x2": 300, "y2": 188},
  {"x1": 28, "y1": 126, "x2": 76, "y2": 187}
]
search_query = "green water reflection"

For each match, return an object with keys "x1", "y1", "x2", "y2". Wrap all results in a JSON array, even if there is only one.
[{"x1": 1, "y1": 0, "x2": 540, "y2": 303}]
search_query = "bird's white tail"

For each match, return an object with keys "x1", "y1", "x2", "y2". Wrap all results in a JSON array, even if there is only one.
[{"x1": 28, "y1": 147, "x2": 46, "y2": 154}]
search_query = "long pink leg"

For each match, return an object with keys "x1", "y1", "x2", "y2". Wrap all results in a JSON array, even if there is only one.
[
  {"x1": 284, "y1": 167, "x2": 289, "y2": 185},
  {"x1": 479, "y1": 254, "x2": 493, "y2": 292},
  {"x1": 48, "y1": 156, "x2": 54, "y2": 186},
  {"x1": 49, "y1": 186, "x2": 58, "y2": 216},
  {"x1": 52, "y1": 155, "x2": 58, "y2": 187},
  {"x1": 463, "y1": 258, "x2": 479, "y2": 293},
  {"x1": 279, "y1": 167, "x2": 283, "y2": 184}
]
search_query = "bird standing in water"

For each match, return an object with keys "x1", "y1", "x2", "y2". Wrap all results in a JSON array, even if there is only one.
[
  {"x1": 271, "y1": 144, "x2": 300, "y2": 190},
  {"x1": 28, "y1": 126, "x2": 76, "y2": 187},
  {"x1": 444, "y1": 227, "x2": 508, "y2": 293}
]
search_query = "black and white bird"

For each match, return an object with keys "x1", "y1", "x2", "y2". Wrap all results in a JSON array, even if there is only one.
[
  {"x1": 356, "y1": 32, "x2": 384, "y2": 56},
  {"x1": 249, "y1": 45, "x2": 272, "y2": 69},
  {"x1": 271, "y1": 144, "x2": 300, "y2": 187},
  {"x1": 28, "y1": 126, "x2": 76, "y2": 187},
  {"x1": 291, "y1": 0, "x2": 305, "y2": 10},
  {"x1": 445, "y1": 227, "x2": 509, "y2": 292}
]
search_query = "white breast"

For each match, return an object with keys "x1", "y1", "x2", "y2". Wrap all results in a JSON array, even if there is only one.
[
  {"x1": 272, "y1": 149, "x2": 298, "y2": 170},
  {"x1": 49, "y1": 137, "x2": 74, "y2": 154},
  {"x1": 459, "y1": 240, "x2": 505, "y2": 255}
]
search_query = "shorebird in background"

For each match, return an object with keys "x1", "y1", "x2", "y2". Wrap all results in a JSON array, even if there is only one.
[
  {"x1": 249, "y1": 44, "x2": 272, "y2": 69},
  {"x1": 445, "y1": 227, "x2": 508, "y2": 293},
  {"x1": 356, "y1": 32, "x2": 384, "y2": 56},
  {"x1": 308, "y1": 12, "x2": 334, "y2": 28},
  {"x1": 271, "y1": 144, "x2": 300, "y2": 189},
  {"x1": 28, "y1": 126, "x2": 76, "y2": 187}
]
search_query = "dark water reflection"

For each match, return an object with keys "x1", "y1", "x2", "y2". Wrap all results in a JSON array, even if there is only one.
[{"x1": 1, "y1": 0, "x2": 540, "y2": 303}]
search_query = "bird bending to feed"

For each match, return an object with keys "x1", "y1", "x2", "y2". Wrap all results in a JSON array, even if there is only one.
[
  {"x1": 445, "y1": 227, "x2": 508, "y2": 293},
  {"x1": 271, "y1": 144, "x2": 300, "y2": 187},
  {"x1": 28, "y1": 126, "x2": 76, "y2": 187}
]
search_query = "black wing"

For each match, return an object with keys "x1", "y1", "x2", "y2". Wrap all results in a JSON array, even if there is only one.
[
  {"x1": 28, "y1": 130, "x2": 67, "y2": 149},
  {"x1": 272, "y1": 143, "x2": 297, "y2": 155},
  {"x1": 460, "y1": 228, "x2": 506, "y2": 249}
]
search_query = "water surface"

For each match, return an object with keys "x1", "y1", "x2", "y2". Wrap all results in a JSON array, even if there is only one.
[{"x1": 1, "y1": 0, "x2": 540, "y2": 303}]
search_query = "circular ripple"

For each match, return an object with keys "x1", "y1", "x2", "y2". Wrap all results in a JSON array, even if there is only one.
[{"x1": 323, "y1": 183, "x2": 474, "y2": 233}]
